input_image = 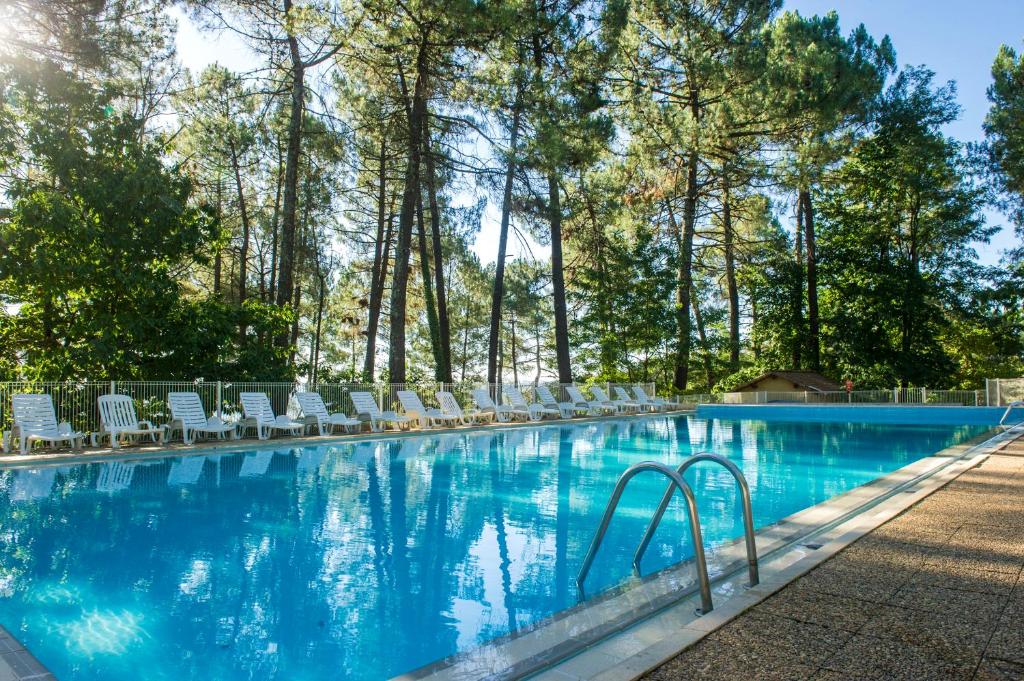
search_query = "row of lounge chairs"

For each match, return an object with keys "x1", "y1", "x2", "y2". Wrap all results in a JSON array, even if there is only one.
[{"x1": 1, "y1": 385, "x2": 679, "y2": 455}]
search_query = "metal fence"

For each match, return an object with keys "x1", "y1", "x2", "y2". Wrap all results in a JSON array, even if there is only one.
[
  {"x1": 716, "y1": 388, "x2": 985, "y2": 406},
  {"x1": 986, "y1": 378, "x2": 1024, "y2": 407},
  {"x1": 0, "y1": 380, "x2": 662, "y2": 436}
]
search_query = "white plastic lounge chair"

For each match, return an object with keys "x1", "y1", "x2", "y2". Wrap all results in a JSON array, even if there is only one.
[
  {"x1": 436, "y1": 391, "x2": 493, "y2": 425},
  {"x1": 97, "y1": 461, "x2": 138, "y2": 492},
  {"x1": 565, "y1": 385, "x2": 616, "y2": 415},
  {"x1": 167, "y1": 456, "x2": 208, "y2": 486},
  {"x1": 294, "y1": 392, "x2": 361, "y2": 435},
  {"x1": 471, "y1": 388, "x2": 528, "y2": 423},
  {"x1": 9, "y1": 468, "x2": 58, "y2": 502},
  {"x1": 534, "y1": 385, "x2": 589, "y2": 418},
  {"x1": 396, "y1": 390, "x2": 461, "y2": 429},
  {"x1": 632, "y1": 386, "x2": 672, "y2": 412},
  {"x1": 502, "y1": 385, "x2": 559, "y2": 421},
  {"x1": 239, "y1": 450, "x2": 274, "y2": 477},
  {"x1": 93, "y1": 394, "x2": 163, "y2": 449},
  {"x1": 166, "y1": 392, "x2": 239, "y2": 444},
  {"x1": 591, "y1": 386, "x2": 631, "y2": 414},
  {"x1": 349, "y1": 392, "x2": 412, "y2": 432},
  {"x1": 11, "y1": 394, "x2": 85, "y2": 455},
  {"x1": 610, "y1": 387, "x2": 645, "y2": 413},
  {"x1": 238, "y1": 392, "x2": 305, "y2": 440}
]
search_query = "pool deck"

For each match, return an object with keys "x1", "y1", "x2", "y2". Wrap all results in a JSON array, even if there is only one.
[{"x1": 643, "y1": 432, "x2": 1024, "y2": 681}]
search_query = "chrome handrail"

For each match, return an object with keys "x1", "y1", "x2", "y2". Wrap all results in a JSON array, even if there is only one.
[
  {"x1": 575, "y1": 461, "x2": 714, "y2": 614},
  {"x1": 1000, "y1": 401, "x2": 1024, "y2": 426},
  {"x1": 633, "y1": 452, "x2": 759, "y2": 588}
]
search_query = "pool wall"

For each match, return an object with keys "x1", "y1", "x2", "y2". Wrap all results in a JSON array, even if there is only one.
[{"x1": 695, "y1": 404, "x2": 1019, "y2": 426}]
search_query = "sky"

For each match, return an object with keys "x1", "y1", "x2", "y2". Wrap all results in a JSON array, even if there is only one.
[{"x1": 174, "y1": 1, "x2": 1024, "y2": 266}]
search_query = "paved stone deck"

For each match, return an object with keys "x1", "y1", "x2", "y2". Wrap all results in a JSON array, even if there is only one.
[{"x1": 647, "y1": 435, "x2": 1024, "y2": 681}]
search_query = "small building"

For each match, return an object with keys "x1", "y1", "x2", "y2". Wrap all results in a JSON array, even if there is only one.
[{"x1": 733, "y1": 370, "x2": 842, "y2": 394}]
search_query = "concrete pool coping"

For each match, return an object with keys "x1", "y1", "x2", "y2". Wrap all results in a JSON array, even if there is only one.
[{"x1": 395, "y1": 425, "x2": 1018, "y2": 681}]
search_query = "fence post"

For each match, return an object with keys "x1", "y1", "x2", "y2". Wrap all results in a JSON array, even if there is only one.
[
  {"x1": 110, "y1": 380, "x2": 116, "y2": 395},
  {"x1": 893, "y1": 387, "x2": 898, "y2": 404},
  {"x1": 921, "y1": 387, "x2": 927, "y2": 404},
  {"x1": 216, "y1": 381, "x2": 223, "y2": 418},
  {"x1": 804, "y1": 391, "x2": 808, "y2": 404},
  {"x1": 997, "y1": 379, "x2": 1002, "y2": 407}
]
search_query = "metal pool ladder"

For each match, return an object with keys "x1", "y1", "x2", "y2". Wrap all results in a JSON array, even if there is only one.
[
  {"x1": 575, "y1": 453, "x2": 758, "y2": 615},
  {"x1": 1000, "y1": 401, "x2": 1024, "y2": 426}
]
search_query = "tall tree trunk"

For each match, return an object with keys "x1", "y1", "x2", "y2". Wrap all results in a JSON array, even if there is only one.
[
  {"x1": 422, "y1": 120, "x2": 452, "y2": 381},
  {"x1": 214, "y1": 175, "x2": 222, "y2": 296},
  {"x1": 722, "y1": 174, "x2": 739, "y2": 373},
  {"x1": 230, "y1": 141, "x2": 251, "y2": 305},
  {"x1": 510, "y1": 310, "x2": 519, "y2": 386},
  {"x1": 363, "y1": 138, "x2": 390, "y2": 382},
  {"x1": 691, "y1": 289, "x2": 713, "y2": 390},
  {"x1": 548, "y1": 173, "x2": 572, "y2": 383},
  {"x1": 801, "y1": 188, "x2": 820, "y2": 371},
  {"x1": 671, "y1": 152, "x2": 697, "y2": 391},
  {"x1": 416, "y1": 184, "x2": 445, "y2": 378},
  {"x1": 388, "y1": 47, "x2": 428, "y2": 384},
  {"x1": 792, "y1": 197, "x2": 804, "y2": 370},
  {"x1": 312, "y1": 271, "x2": 326, "y2": 385},
  {"x1": 276, "y1": 2, "x2": 304, "y2": 344},
  {"x1": 487, "y1": 77, "x2": 524, "y2": 385},
  {"x1": 269, "y1": 138, "x2": 283, "y2": 303}
]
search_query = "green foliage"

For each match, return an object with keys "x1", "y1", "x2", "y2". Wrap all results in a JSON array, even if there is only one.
[{"x1": 0, "y1": 66, "x2": 291, "y2": 380}]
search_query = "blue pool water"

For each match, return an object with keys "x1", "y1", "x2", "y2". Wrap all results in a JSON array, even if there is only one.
[{"x1": 0, "y1": 416, "x2": 988, "y2": 680}]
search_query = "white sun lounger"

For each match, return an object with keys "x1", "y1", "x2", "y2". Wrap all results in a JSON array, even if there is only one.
[
  {"x1": 471, "y1": 388, "x2": 528, "y2": 423},
  {"x1": 436, "y1": 391, "x2": 493, "y2": 425},
  {"x1": 502, "y1": 385, "x2": 559, "y2": 421},
  {"x1": 613, "y1": 387, "x2": 645, "y2": 412},
  {"x1": 93, "y1": 395, "x2": 163, "y2": 448},
  {"x1": 396, "y1": 390, "x2": 460, "y2": 429},
  {"x1": 166, "y1": 392, "x2": 239, "y2": 444},
  {"x1": 590, "y1": 386, "x2": 632, "y2": 414},
  {"x1": 238, "y1": 392, "x2": 305, "y2": 440},
  {"x1": 294, "y1": 391, "x2": 362, "y2": 435},
  {"x1": 534, "y1": 385, "x2": 589, "y2": 418},
  {"x1": 565, "y1": 385, "x2": 616, "y2": 415},
  {"x1": 632, "y1": 386, "x2": 671, "y2": 412},
  {"x1": 11, "y1": 394, "x2": 85, "y2": 455},
  {"x1": 349, "y1": 392, "x2": 412, "y2": 432}
]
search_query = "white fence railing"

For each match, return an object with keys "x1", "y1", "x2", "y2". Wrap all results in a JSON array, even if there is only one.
[
  {"x1": 0, "y1": 380, "x2": 659, "y2": 436},
  {"x1": 710, "y1": 388, "x2": 985, "y2": 406},
  {"x1": 987, "y1": 378, "x2": 1024, "y2": 407}
]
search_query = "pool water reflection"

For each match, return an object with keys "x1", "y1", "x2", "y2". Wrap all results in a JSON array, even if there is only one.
[{"x1": 0, "y1": 416, "x2": 987, "y2": 680}]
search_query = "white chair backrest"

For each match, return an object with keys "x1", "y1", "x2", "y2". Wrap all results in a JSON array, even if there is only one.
[
  {"x1": 10, "y1": 468, "x2": 57, "y2": 502},
  {"x1": 295, "y1": 392, "x2": 330, "y2": 421},
  {"x1": 632, "y1": 386, "x2": 650, "y2": 402},
  {"x1": 167, "y1": 456, "x2": 207, "y2": 486},
  {"x1": 168, "y1": 392, "x2": 209, "y2": 429},
  {"x1": 534, "y1": 385, "x2": 558, "y2": 405},
  {"x1": 502, "y1": 385, "x2": 529, "y2": 408},
  {"x1": 12, "y1": 394, "x2": 60, "y2": 437},
  {"x1": 436, "y1": 391, "x2": 464, "y2": 416},
  {"x1": 240, "y1": 392, "x2": 276, "y2": 424},
  {"x1": 614, "y1": 387, "x2": 633, "y2": 402},
  {"x1": 471, "y1": 388, "x2": 496, "y2": 410},
  {"x1": 565, "y1": 386, "x2": 588, "y2": 404},
  {"x1": 350, "y1": 392, "x2": 383, "y2": 418},
  {"x1": 591, "y1": 386, "x2": 611, "y2": 402},
  {"x1": 98, "y1": 394, "x2": 140, "y2": 430},
  {"x1": 396, "y1": 390, "x2": 427, "y2": 415}
]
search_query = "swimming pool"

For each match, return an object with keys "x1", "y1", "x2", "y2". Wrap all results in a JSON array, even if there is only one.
[{"x1": 0, "y1": 416, "x2": 989, "y2": 680}]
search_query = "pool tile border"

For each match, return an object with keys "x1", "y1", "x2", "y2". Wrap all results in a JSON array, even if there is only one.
[{"x1": 0, "y1": 626, "x2": 56, "y2": 681}]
